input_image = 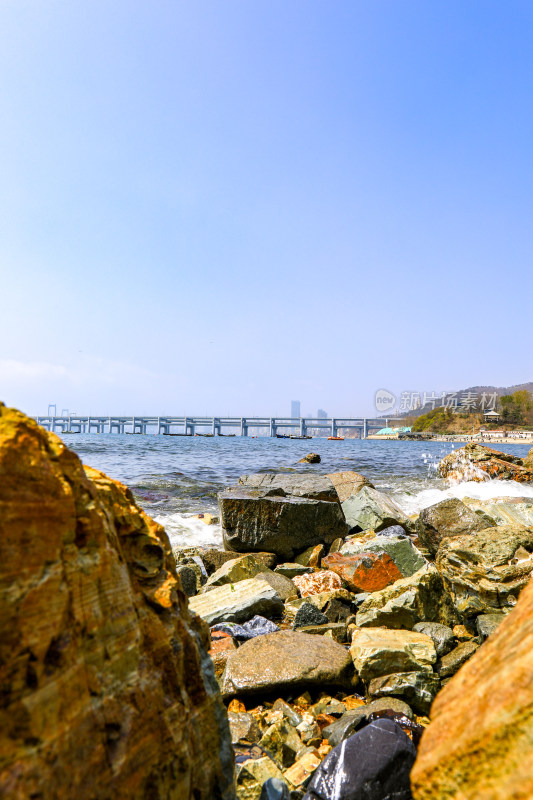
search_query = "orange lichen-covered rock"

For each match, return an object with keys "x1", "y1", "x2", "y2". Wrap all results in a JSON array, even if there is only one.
[
  {"x1": 0, "y1": 404, "x2": 234, "y2": 800},
  {"x1": 293, "y1": 570, "x2": 343, "y2": 597},
  {"x1": 439, "y1": 442, "x2": 533, "y2": 483},
  {"x1": 411, "y1": 575, "x2": 533, "y2": 800},
  {"x1": 323, "y1": 551, "x2": 403, "y2": 592}
]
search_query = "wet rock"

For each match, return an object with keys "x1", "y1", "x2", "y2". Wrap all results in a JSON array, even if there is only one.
[
  {"x1": 341, "y1": 486, "x2": 411, "y2": 533},
  {"x1": 476, "y1": 612, "x2": 506, "y2": 639},
  {"x1": 463, "y1": 496, "x2": 533, "y2": 528},
  {"x1": 416, "y1": 497, "x2": 493, "y2": 555},
  {"x1": 238, "y1": 473, "x2": 338, "y2": 501},
  {"x1": 293, "y1": 603, "x2": 330, "y2": 629},
  {"x1": 189, "y1": 577, "x2": 284, "y2": 625},
  {"x1": 237, "y1": 756, "x2": 286, "y2": 800},
  {"x1": 229, "y1": 712, "x2": 263, "y2": 744},
  {"x1": 221, "y1": 631, "x2": 355, "y2": 698},
  {"x1": 438, "y1": 442, "x2": 533, "y2": 483},
  {"x1": 212, "y1": 616, "x2": 281, "y2": 641},
  {"x1": 303, "y1": 718, "x2": 417, "y2": 800},
  {"x1": 0, "y1": 405, "x2": 234, "y2": 800},
  {"x1": 219, "y1": 487, "x2": 347, "y2": 559},
  {"x1": 436, "y1": 640, "x2": 479, "y2": 678},
  {"x1": 367, "y1": 671, "x2": 440, "y2": 716},
  {"x1": 356, "y1": 565, "x2": 458, "y2": 629},
  {"x1": 257, "y1": 570, "x2": 298, "y2": 601},
  {"x1": 436, "y1": 524, "x2": 533, "y2": 616},
  {"x1": 293, "y1": 570, "x2": 343, "y2": 597},
  {"x1": 350, "y1": 627, "x2": 436, "y2": 684},
  {"x1": 275, "y1": 563, "x2": 316, "y2": 579},
  {"x1": 322, "y1": 551, "x2": 403, "y2": 592},
  {"x1": 340, "y1": 534, "x2": 427, "y2": 577},
  {"x1": 326, "y1": 471, "x2": 374, "y2": 502},
  {"x1": 260, "y1": 778, "x2": 291, "y2": 800},
  {"x1": 410, "y1": 555, "x2": 533, "y2": 800},
  {"x1": 295, "y1": 544, "x2": 325, "y2": 567},
  {"x1": 176, "y1": 564, "x2": 198, "y2": 596},
  {"x1": 412, "y1": 622, "x2": 456, "y2": 657},
  {"x1": 365, "y1": 697, "x2": 414, "y2": 719},
  {"x1": 204, "y1": 553, "x2": 269, "y2": 589},
  {"x1": 299, "y1": 453, "x2": 321, "y2": 464}
]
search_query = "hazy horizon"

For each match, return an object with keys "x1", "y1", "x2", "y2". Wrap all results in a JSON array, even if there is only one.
[{"x1": 2, "y1": 2, "x2": 532, "y2": 418}]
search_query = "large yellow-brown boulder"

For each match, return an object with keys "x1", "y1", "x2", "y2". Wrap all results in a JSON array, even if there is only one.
[
  {"x1": 0, "y1": 404, "x2": 234, "y2": 800},
  {"x1": 411, "y1": 573, "x2": 533, "y2": 800}
]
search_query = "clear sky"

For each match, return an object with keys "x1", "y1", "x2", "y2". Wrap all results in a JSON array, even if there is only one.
[{"x1": 1, "y1": 1, "x2": 532, "y2": 417}]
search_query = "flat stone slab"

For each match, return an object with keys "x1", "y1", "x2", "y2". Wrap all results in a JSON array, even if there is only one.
[
  {"x1": 326, "y1": 471, "x2": 374, "y2": 503},
  {"x1": 237, "y1": 473, "x2": 338, "y2": 501},
  {"x1": 220, "y1": 630, "x2": 355, "y2": 698},
  {"x1": 188, "y1": 577, "x2": 284, "y2": 625},
  {"x1": 219, "y1": 487, "x2": 347, "y2": 559},
  {"x1": 350, "y1": 627, "x2": 437, "y2": 684}
]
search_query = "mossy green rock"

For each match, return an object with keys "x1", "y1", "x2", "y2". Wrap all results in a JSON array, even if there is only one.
[{"x1": 203, "y1": 554, "x2": 269, "y2": 590}]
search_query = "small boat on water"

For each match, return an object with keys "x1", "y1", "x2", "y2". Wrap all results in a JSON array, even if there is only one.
[{"x1": 328, "y1": 436, "x2": 344, "y2": 440}]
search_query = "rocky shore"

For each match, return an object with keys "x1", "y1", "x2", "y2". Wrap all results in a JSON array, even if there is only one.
[
  {"x1": 2, "y1": 407, "x2": 533, "y2": 800},
  {"x1": 175, "y1": 445, "x2": 533, "y2": 799}
]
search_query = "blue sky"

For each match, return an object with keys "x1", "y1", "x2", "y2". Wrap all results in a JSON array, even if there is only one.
[{"x1": 1, "y1": 1, "x2": 532, "y2": 417}]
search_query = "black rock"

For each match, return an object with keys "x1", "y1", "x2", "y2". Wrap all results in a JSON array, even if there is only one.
[
  {"x1": 260, "y1": 778, "x2": 291, "y2": 800},
  {"x1": 293, "y1": 603, "x2": 329, "y2": 629},
  {"x1": 324, "y1": 597, "x2": 352, "y2": 623},
  {"x1": 175, "y1": 565, "x2": 198, "y2": 597},
  {"x1": 303, "y1": 718, "x2": 417, "y2": 800},
  {"x1": 211, "y1": 615, "x2": 280, "y2": 641}
]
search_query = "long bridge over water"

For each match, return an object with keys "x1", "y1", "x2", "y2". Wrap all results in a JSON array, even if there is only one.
[{"x1": 34, "y1": 415, "x2": 390, "y2": 438}]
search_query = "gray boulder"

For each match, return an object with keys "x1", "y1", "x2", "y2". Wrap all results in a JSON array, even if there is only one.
[
  {"x1": 220, "y1": 630, "x2": 355, "y2": 698},
  {"x1": 341, "y1": 486, "x2": 411, "y2": 533},
  {"x1": 436, "y1": 640, "x2": 479, "y2": 678},
  {"x1": 476, "y1": 612, "x2": 506, "y2": 640},
  {"x1": 219, "y1": 487, "x2": 347, "y2": 559},
  {"x1": 413, "y1": 621, "x2": 456, "y2": 657},
  {"x1": 416, "y1": 497, "x2": 494, "y2": 555}
]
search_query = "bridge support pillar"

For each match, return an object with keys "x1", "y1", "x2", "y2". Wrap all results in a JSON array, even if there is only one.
[
  {"x1": 363, "y1": 419, "x2": 368, "y2": 438},
  {"x1": 331, "y1": 419, "x2": 337, "y2": 438}
]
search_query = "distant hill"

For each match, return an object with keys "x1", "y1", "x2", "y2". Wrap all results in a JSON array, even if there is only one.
[{"x1": 395, "y1": 381, "x2": 533, "y2": 419}]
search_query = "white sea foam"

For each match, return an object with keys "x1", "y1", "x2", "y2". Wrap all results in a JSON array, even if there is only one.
[
  {"x1": 396, "y1": 479, "x2": 533, "y2": 516},
  {"x1": 154, "y1": 511, "x2": 223, "y2": 549}
]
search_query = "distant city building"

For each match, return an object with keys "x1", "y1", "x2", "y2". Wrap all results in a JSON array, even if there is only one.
[
  {"x1": 291, "y1": 400, "x2": 301, "y2": 418},
  {"x1": 317, "y1": 408, "x2": 327, "y2": 419}
]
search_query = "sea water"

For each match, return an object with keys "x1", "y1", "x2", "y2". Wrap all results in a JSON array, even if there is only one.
[{"x1": 65, "y1": 435, "x2": 533, "y2": 551}]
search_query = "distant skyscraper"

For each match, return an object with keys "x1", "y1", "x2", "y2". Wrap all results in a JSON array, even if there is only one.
[
  {"x1": 317, "y1": 408, "x2": 327, "y2": 419},
  {"x1": 291, "y1": 400, "x2": 301, "y2": 418}
]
